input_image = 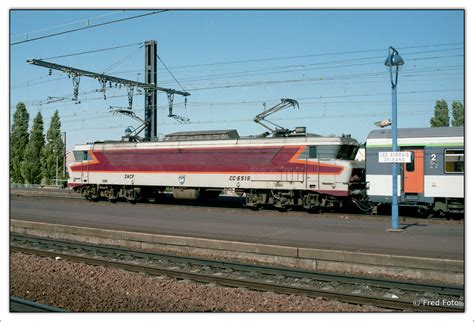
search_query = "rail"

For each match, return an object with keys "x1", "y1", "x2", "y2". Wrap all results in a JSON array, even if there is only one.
[
  {"x1": 10, "y1": 296, "x2": 67, "y2": 312},
  {"x1": 11, "y1": 234, "x2": 464, "y2": 312}
]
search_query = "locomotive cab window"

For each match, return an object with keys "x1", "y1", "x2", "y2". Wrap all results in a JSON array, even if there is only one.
[
  {"x1": 73, "y1": 150, "x2": 92, "y2": 161},
  {"x1": 309, "y1": 146, "x2": 317, "y2": 158},
  {"x1": 337, "y1": 145, "x2": 359, "y2": 160},
  {"x1": 445, "y1": 149, "x2": 464, "y2": 173}
]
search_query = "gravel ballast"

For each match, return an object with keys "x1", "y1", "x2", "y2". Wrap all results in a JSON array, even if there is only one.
[{"x1": 10, "y1": 252, "x2": 384, "y2": 312}]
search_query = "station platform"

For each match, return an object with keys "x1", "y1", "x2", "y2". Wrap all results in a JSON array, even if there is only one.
[{"x1": 10, "y1": 195, "x2": 463, "y2": 261}]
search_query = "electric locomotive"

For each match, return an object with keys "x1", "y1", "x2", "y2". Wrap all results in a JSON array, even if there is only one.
[{"x1": 68, "y1": 129, "x2": 367, "y2": 211}]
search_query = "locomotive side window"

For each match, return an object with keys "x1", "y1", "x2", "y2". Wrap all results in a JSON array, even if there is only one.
[
  {"x1": 445, "y1": 149, "x2": 464, "y2": 173},
  {"x1": 305, "y1": 145, "x2": 358, "y2": 160},
  {"x1": 317, "y1": 145, "x2": 339, "y2": 159}
]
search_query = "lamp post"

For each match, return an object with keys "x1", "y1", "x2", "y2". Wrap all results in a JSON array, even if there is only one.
[
  {"x1": 384, "y1": 46, "x2": 404, "y2": 231},
  {"x1": 63, "y1": 131, "x2": 67, "y2": 179},
  {"x1": 49, "y1": 130, "x2": 66, "y2": 187},
  {"x1": 55, "y1": 153, "x2": 59, "y2": 186}
]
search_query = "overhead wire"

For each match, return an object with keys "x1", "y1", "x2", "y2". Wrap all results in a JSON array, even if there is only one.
[
  {"x1": 13, "y1": 65, "x2": 462, "y2": 106},
  {"x1": 179, "y1": 53, "x2": 463, "y2": 87},
  {"x1": 11, "y1": 41, "x2": 463, "y2": 136},
  {"x1": 52, "y1": 109, "x2": 451, "y2": 133},
  {"x1": 10, "y1": 10, "x2": 168, "y2": 46},
  {"x1": 38, "y1": 42, "x2": 142, "y2": 60},
  {"x1": 160, "y1": 47, "x2": 462, "y2": 81},
  {"x1": 11, "y1": 11, "x2": 125, "y2": 39},
  {"x1": 12, "y1": 43, "x2": 462, "y2": 89},
  {"x1": 11, "y1": 62, "x2": 462, "y2": 91},
  {"x1": 23, "y1": 86, "x2": 463, "y2": 113},
  {"x1": 157, "y1": 42, "x2": 462, "y2": 70},
  {"x1": 51, "y1": 97, "x2": 463, "y2": 123}
]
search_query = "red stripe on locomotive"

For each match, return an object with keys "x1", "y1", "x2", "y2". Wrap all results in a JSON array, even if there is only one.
[{"x1": 70, "y1": 145, "x2": 344, "y2": 175}]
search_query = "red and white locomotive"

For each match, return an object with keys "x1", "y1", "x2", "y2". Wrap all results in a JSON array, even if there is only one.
[{"x1": 68, "y1": 129, "x2": 366, "y2": 211}]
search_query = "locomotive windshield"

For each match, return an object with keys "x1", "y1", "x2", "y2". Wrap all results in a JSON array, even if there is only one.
[{"x1": 337, "y1": 145, "x2": 359, "y2": 160}]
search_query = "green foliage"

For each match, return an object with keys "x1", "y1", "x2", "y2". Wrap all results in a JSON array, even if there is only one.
[
  {"x1": 430, "y1": 100, "x2": 450, "y2": 127},
  {"x1": 21, "y1": 111, "x2": 45, "y2": 184},
  {"x1": 42, "y1": 110, "x2": 65, "y2": 185},
  {"x1": 451, "y1": 101, "x2": 464, "y2": 127},
  {"x1": 10, "y1": 102, "x2": 30, "y2": 183}
]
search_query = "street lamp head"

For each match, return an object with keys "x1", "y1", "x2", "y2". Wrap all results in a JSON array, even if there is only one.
[
  {"x1": 385, "y1": 47, "x2": 404, "y2": 87},
  {"x1": 384, "y1": 53, "x2": 404, "y2": 67},
  {"x1": 384, "y1": 47, "x2": 404, "y2": 67},
  {"x1": 374, "y1": 119, "x2": 392, "y2": 128}
]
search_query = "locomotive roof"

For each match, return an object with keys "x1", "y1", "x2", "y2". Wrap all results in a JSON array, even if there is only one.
[
  {"x1": 368, "y1": 126, "x2": 464, "y2": 139},
  {"x1": 80, "y1": 132, "x2": 358, "y2": 150},
  {"x1": 165, "y1": 129, "x2": 240, "y2": 141}
]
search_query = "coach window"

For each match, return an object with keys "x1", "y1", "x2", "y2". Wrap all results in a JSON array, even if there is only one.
[
  {"x1": 406, "y1": 153, "x2": 415, "y2": 172},
  {"x1": 445, "y1": 149, "x2": 464, "y2": 173}
]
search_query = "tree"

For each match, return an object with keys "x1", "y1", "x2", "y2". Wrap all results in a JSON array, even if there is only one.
[
  {"x1": 42, "y1": 110, "x2": 65, "y2": 185},
  {"x1": 21, "y1": 111, "x2": 45, "y2": 184},
  {"x1": 10, "y1": 102, "x2": 30, "y2": 183},
  {"x1": 430, "y1": 99, "x2": 450, "y2": 127},
  {"x1": 451, "y1": 101, "x2": 464, "y2": 127}
]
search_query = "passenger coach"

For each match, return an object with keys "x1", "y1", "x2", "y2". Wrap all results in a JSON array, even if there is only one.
[{"x1": 366, "y1": 127, "x2": 464, "y2": 217}]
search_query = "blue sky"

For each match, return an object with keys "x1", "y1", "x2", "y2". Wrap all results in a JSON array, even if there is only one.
[{"x1": 10, "y1": 10, "x2": 464, "y2": 149}]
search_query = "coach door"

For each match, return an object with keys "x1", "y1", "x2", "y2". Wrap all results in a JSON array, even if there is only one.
[{"x1": 403, "y1": 149, "x2": 424, "y2": 194}]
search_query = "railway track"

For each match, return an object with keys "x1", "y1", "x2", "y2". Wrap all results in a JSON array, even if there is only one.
[
  {"x1": 10, "y1": 296, "x2": 67, "y2": 312},
  {"x1": 11, "y1": 234, "x2": 464, "y2": 312}
]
